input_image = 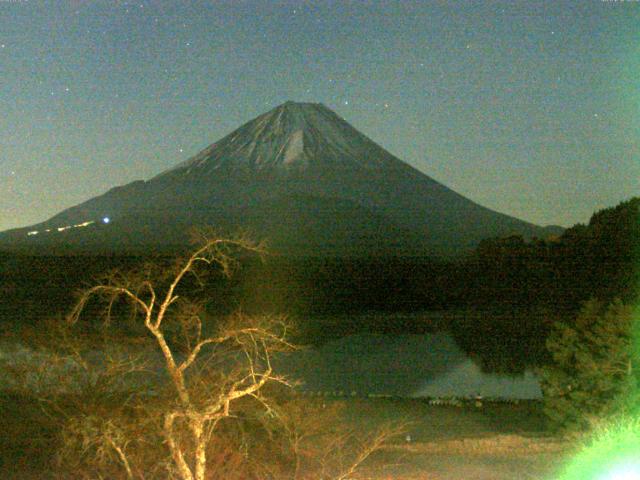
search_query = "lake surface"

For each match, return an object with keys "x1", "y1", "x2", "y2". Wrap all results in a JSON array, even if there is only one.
[
  {"x1": 276, "y1": 332, "x2": 542, "y2": 399},
  {"x1": 1, "y1": 331, "x2": 542, "y2": 399}
]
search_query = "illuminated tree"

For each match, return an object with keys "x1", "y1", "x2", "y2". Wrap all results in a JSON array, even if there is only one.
[{"x1": 64, "y1": 234, "x2": 298, "y2": 479}]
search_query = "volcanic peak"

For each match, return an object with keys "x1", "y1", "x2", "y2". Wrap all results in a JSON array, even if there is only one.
[
  {"x1": 156, "y1": 101, "x2": 399, "y2": 179},
  {"x1": 0, "y1": 100, "x2": 560, "y2": 255}
]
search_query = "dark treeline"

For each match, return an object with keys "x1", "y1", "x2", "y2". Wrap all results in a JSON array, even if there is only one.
[
  {"x1": 1, "y1": 198, "x2": 637, "y2": 371},
  {"x1": 467, "y1": 197, "x2": 639, "y2": 311},
  {"x1": 0, "y1": 254, "x2": 147, "y2": 327},
  {"x1": 446, "y1": 197, "x2": 639, "y2": 372}
]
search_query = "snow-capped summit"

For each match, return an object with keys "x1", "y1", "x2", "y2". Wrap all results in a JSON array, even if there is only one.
[
  {"x1": 156, "y1": 101, "x2": 404, "y2": 178},
  {"x1": 0, "y1": 102, "x2": 560, "y2": 255}
]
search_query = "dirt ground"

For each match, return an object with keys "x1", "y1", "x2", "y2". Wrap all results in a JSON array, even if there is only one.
[{"x1": 335, "y1": 398, "x2": 573, "y2": 480}]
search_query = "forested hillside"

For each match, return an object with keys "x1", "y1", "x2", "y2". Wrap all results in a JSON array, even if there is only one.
[{"x1": 465, "y1": 197, "x2": 639, "y2": 311}]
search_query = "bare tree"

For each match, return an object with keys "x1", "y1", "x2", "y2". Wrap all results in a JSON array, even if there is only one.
[
  {"x1": 277, "y1": 398, "x2": 407, "y2": 480},
  {"x1": 67, "y1": 234, "x2": 297, "y2": 480}
]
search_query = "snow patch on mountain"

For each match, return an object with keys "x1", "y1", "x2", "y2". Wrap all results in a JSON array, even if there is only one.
[{"x1": 282, "y1": 129, "x2": 305, "y2": 165}]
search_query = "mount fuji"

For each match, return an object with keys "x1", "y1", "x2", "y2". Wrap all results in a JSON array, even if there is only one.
[{"x1": 0, "y1": 101, "x2": 560, "y2": 255}]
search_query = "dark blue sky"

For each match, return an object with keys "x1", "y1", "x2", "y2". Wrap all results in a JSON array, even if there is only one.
[{"x1": 1, "y1": 0, "x2": 638, "y2": 231}]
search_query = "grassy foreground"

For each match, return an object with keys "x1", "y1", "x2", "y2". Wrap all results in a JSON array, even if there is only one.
[{"x1": 1, "y1": 392, "x2": 572, "y2": 479}]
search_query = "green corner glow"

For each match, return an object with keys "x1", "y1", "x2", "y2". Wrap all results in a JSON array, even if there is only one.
[
  {"x1": 557, "y1": 417, "x2": 640, "y2": 480},
  {"x1": 597, "y1": 461, "x2": 640, "y2": 480}
]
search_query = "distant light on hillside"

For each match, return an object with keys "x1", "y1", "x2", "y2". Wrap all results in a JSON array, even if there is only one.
[
  {"x1": 103, "y1": 217, "x2": 110, "y2": 224},
  {"x1": 74, "y1": 221, "x2": 94, "y2": 228}
]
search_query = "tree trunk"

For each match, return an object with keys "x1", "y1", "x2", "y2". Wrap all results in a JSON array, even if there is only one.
[{"x1": 193, "y1": 421, "x2": 207, "y2": 480}]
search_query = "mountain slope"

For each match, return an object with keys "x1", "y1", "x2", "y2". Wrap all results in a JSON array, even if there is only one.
[{"x1": 0, "y1": 101, "x2": 560, "y2": 255}]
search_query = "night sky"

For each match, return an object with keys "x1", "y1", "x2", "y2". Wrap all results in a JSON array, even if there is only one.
[{"x1": 1, "y1": 0, "x2": 638, "y2": 232}]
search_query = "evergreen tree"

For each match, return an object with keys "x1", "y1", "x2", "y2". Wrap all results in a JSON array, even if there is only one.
[{"x1": 540, "y1": 299, "x2": 639, "y2": 432}]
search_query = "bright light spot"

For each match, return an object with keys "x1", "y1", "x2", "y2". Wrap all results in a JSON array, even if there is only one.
[
  {"x1": 57, "y1": 226, "x2": 71, "y2": 232},
  {"x1": 27, "y1": 231, "x2": 39, "y2": 236},
  {"x1": 597, "y1": 461, "x2": 640, "y2": 480},
  {"x1": 102, "y1": 217, "x2": 110, "y2": 224},
  {"x1": 558, "y1": 417, "x2": 640, "y2": 480}
]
